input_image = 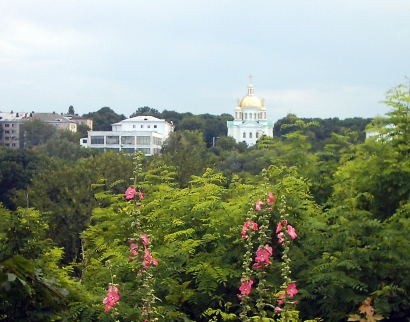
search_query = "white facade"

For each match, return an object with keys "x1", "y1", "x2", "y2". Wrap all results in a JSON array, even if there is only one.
[
  {"x1": 227, "y1": 82, "x2": 274, "y2": 145},
  {"x1": 86, "y1": 116, "x2": 173, "y2": 155}
]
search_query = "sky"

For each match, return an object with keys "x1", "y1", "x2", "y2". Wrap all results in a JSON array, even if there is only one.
[{"x1": 1, "y1": 0, "x2": 410, "y2": 121}]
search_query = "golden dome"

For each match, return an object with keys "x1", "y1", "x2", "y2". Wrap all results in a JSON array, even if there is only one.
[
  {"x1": 239, "y1": 95, "x2": 262, "y2": 108},
  {"x1": 235, "y1": 106, "x2": 242, "y2": 111}
]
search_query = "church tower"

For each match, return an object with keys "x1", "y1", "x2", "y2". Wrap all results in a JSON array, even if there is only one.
[{"x1": 227, "y1": 78, "x2": 274, "y2": 145}]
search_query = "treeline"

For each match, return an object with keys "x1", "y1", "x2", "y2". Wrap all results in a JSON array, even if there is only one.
[{"x1": 1, "y1": 84, "x2": 409, "y2": 321}]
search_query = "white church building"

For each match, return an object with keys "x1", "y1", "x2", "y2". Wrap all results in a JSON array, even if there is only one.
[{"x1": 227, "y1": 81, "x2": 274, "y2": 145}]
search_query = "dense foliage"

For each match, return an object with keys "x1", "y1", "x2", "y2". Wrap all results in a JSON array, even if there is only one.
[{"x1": 1, "y1": 83, "x2": 410, "y2": 321}]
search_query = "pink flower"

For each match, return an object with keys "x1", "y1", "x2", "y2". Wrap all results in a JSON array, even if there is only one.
[
  {"x1": 141, "y1": 234, "x2": 150, "y2": 245},
  {"x1": 255, "y1": 199, "x2": 263, "y2": 211},
  {"x1": 103, "y1": 285, "x2": 120, "y2": 312},
  {"x1": 278, "y1": 232, "x2": 284, "y2": 244},
  {"x1": 286, "y1": 283, "x2": 298, "y2": 297},
  {"x1": 264, "y1": 244, "x2": 273, "y2": 255},
  {"x1": 268, "y1": 192, "x2": 275, "y2": 205},
  {"x1": 274, "y1": 307, "x2": 282, "y2": 312},
  {"x1": 255, "y1": 249, "x2": 272, "y2": 264},
  {"x1": 253, "y1": 261, "x2": 264, "y2": 269},
  {"x1": 239, "y1": 279, "x2": 253, "y2": 295},
  {"x1": 130, "y1": 243, "x2": 138, "y2": 255},
  {"x1": 139, "y1": 190, "x2": 144, "y2": 200},
  {"x1": 287, "y1": 225, "x2": 297, "y2": 239},
  {"x1": 276, "y1": 222, "x2": 282, "y2": 233},
  {"x1": 277, "y1": 292, "x2": 285, "y2": 305},
  {"x1": 241, "y1": 220, "x2": 258, "y2": 239},
  {"x1": 143, "y1": 249, "x2": 158, "y2": 269},
  {"x1": 125, "y1": 187, "x2": 136, "y2": 200}
]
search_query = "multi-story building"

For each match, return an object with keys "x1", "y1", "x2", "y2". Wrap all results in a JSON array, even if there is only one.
[
  {"x1": 0, "y1": 112, "x2": 29, "y2": 149},
  {"x1": 64, "y1": 114, "x2": 93, "y2": 130},
  {"x1": 227, "y1": 81, "x2": 274, "y2": 145},
  {"x1": 0, "y1": 111, "x2": 79, "y2": 149},
  {"x1": 85, "y1": 115, "x2": 173, "y2": 155}
]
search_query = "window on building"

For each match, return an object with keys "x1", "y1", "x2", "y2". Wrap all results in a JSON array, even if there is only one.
[
  {"x1": 4, "y1": 124, "x2": 9, "y2": 127},
  {"x1": 11, "y1": 130, "x2": 16, "y2": 134},
  {"x1": 122, "y1": 148, "x2": 135, "y2": 154},
  {"x1": 121, "y1": 136, "x2": 135, "y2": 145},
  {"x1": 5, "y1": 136, "x2": 10, "y2": 141},
  {"x1": 137, "y1": 147, "x2": 151, "y2": 154},
  {"x1": 137, "y1": 136, "x2": 150, "y2": 145},
  {"x1": 11, "y1": 124, "x2": 15, "y2": 127},
  {"x1": 250, "y1": 114, "x2": 252, "y2": 119},
  {"x1": 12, "y1": 143, "x2": 16, "y2": 147},
  {"x1": 147, "y1": 125, "x2": 151, "y2": 128},
  {"x1": 249, "y1": 132, "x2": 252, "y2": 138},
  {"x1": 91, "y1": 136, "x2": 104, "y2": 144},
  {"x1": 133, "y1": 125, "x2": 136, "y2": 128},
  {"x1": 243, "y1": 132, "x2": 246, "y2": 138},
  {"x1": 4, "y1": 130, "x2": 9, "y2": 134},
  {"x1": 5, "y1": 143, "x2": 10, "y2": 146},
  {"x1": 154, "y1": 125, "x2": 157, "y2": 128},
  {"x1": 256, "y1": 132, "x2": 259, "y2": 138},
  {"x1": 106, "y1": 136, "x2": 119, "y2": 144},
  {"x1": 153, "y1": 137, "x2": 162, "y2": 145},
  {"x1": 141, "y1": 125, "x2": 144, "y2": 128},
  {"x1": 245, "y1": 113, "x2": 248, "y2": 119}
]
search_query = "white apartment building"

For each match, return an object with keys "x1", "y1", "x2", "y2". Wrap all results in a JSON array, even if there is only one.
[{"x1": 86, "y1": 116, "x2": 173, "y2": 155}]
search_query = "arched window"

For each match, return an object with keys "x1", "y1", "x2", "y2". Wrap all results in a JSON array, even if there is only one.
[
  {"x1": 243, "y1": 132, "x2": 246, "y2": 138},
  {"x1": 249, "y1": 132, "x2": 252, "y2": 138},
  {"x1": 250, "y1": 113, "x2": 252, "y2": 119},
  {"x1": 256, "y1": 132, "x2": 259, "y2": 138},
  {"x1": 245, "y1": 113, "x2": 248, "y2": 119}
]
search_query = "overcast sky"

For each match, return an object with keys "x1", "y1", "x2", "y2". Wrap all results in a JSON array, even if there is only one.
[{"x1": 1, "y1": 1, "x2": 409, "y2": 121}]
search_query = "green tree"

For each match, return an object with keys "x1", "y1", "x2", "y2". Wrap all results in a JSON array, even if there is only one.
[
  {"x1": 130, "y1": 106, "x2": 160, "y2": 118},
  {"x1": 68, "y1": 105, "x2": 75, "y2": 114},
  {"x1": 83, "y1": 107, "x2": 125, "y2": 131},
  {"x1": 23, "y1": 119, "x2": 57, "y2": 147}
]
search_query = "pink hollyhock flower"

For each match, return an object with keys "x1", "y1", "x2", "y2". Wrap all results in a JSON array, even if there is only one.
[
  {"x1": 268, "y1": 192, "x2": 275, "y2": 205},
  {"x1": 239, "y1": 279, "x2": 253, "y2": 295},
  {"x1": 287, "y1": 225, "x2": 297, "y2": 239},
  {"x1": 255, "y1": 199, "x2": 263, "y2": 211},
  {"x1": 241, "y1": 220, "x2": 258, "y2": 239},
  {"x1": 130, "y1": 243, "x2": 138, "y2": 255},
  {"x1": 286, "y1": 283, "x2": 298, "y2": 297},
  {"x1": 141, "y1": 234, "x2": 150, "y2": 245},
  {"x1": 276, "y1": 222, "x2": 282, "y2": 233},
  {"x1": 253, "y1": 261, "x2": 264, "y2": 269},
  {"x1": 103, "y1": 285, "x2": 120, "y2": 312},
  {"x1": 139, "y1": 190, "x2": 144, "y2": 200},
  {"x1": 127, "y1": 238, "x2": 133, "y2": 243},
  {"x1": 125, "y1": 187, "x2": 136, "y2": 200},
  {"x1": 277, "y1": 292, "x2": 285, "y2": 305},
  {"x1": 255, "y1": 248, "x2": 272, "y2": 265},
  {"x1": 264, "y1": 244, "x2": 273, "y2": 255},
  {"x1": 143, "y1": 249, "x2": 158, "y2": 269},
  {"x1": 278, "y1": 232, "x2": 284, "y2": 244},
  {"x1": 274, "y1": 307, "x2": 282, "y2": 312}
]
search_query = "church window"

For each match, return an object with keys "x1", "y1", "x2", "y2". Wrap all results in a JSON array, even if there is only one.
[
  {"x1": 245, "y1": 113, "x2": 247, "y2": 119},
  {"x1": 254, "y1": 113, "x2": 256, "y2": 119},
  {"x1": 256, "y1": 132, "x2": 259, "y2": 138},
  {"x1": 243, "y1": 132, "x2": 246, "y2": 138},
  {"x1": 250, "y1": 114, "x2": 252, "y2": 119},
  {"x1": 249, "y1": 132, "x2": 252, "y2": 138}
]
